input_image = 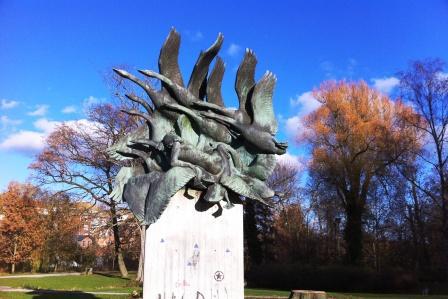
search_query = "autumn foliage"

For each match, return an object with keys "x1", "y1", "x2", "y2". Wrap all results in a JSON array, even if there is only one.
[
  {"x1": 301, "y1": 81, "x2": 421, "y2": 264},
  {"x1": 0, "y1": 182, "x2": 83, "y2": 273},
  {"x1": 0, "y1": 183, "x2": 45, "y2": 273}
]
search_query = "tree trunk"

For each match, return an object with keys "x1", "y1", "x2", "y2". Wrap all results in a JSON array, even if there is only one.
[
  {"x1": 136, "y1": 224, "x2": 146, "y2": 284},
  {"x1": 244, "y1": 200, "x2": 263, "y2": 266},
  {"x1": 11, "y1": 240, "x2": 17, "y2": 274},
  {"x1": 110, "y1": 203, "x2": 128, "y2": 278},
  {"x1": 344, "y1": 198, "x2": 364, "y2": 265}
]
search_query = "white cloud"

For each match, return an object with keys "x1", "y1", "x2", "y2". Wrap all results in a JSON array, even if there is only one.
[
  {"x1": 276, "y1": 152, "x2": 304, "y2": 170},
  {"x1": 62, "y1": 105, "x2": 77, "y2": 114},
  {"x1": 27, "y1": 105, "x2": 49, "y2": 116},
  {"x1": 33, "y1": 118, "x2": 60, "y2": 133},
  {"x1": 371, "y1": 77, "x2": 399, "y2": 94},
  {"x1": 64, "y1": 119, "x2": 102, "y2": 136},
  {"x1": 1, "y1": 99, "x2": 19, "y2": 109},
  {"x1": 0, "y1": 118, "x2": 59, "y2": 155},
  {"x1": 0, "y1": 131, "x2": 45, "y2": 155},
  {"x1": 227, "y1": 43, "x2": 241, "y2": 57},
  {"x1": 1, "y1": 115, "x2": 22, "y2": 127},
  {"x1": 286, "y1": 115, "x2": 305, "y2": 137},
  {"x1": 286, "y1": 91, "x2": 321, "y2": 138},
  {"x1": 290, "y1": 91, "x2": 321, "y2": 114},
  {"x1": 0, "y1": 117, "x2": 99, "y2": 156}
]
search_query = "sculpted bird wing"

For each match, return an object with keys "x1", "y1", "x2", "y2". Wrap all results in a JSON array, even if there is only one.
[
  {"x1": 221, "y1": 175, "x2": 270, "y2": 206},
  {"x1": 241, "y1": 175, "x2": 275, "y2": 200},
  {"x1": 145, "y1": 167, "x2": 196, "y2": 224},
  {"x1": 250, "y1": 71, "x2": 277, "y2": 134},
  {"x1": 110, "y1": 167, "x2": 133, "y2": 202},
  {"x1": 206, "y1": 57, "x2": 225, "y2": 107},
  {"x1": 188, "y1": 33, "x2": 224, "y2": 99},
  {"x1": 123, "y1": 172, "x2": 162, "y2": 223},
  {"x1": 175, "y1": 114, "x2": 199, "y2": 146},
  {"x1": 235, "y1": 49, "x2": 257, "y2": 120},
  {"x1": 158, "y1": 29, "x2": 184, "y2": 89},
  {"x1": 246, "y1": 154, "x2": 277, "y2": 181}
]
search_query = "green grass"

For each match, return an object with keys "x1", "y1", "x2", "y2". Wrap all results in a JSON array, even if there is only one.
[
  {"x1": 327, "y1": 293, "x2": 448, "y2": 299},
  {"x1": 0, "y1": 273, "x2": 140, "y2": 293},
  {"x1": 0, "y1": 292, "x2": 129, "y2": 299},
  {"x1": 1, "y1": 293, "x2": 447, "y2": 299},
  {"x1": 245, "y1": 288, "x2": 290, "y2": 296},
  {"x1": 0, "y1": 274, "x2": 447, "y2": 299}
]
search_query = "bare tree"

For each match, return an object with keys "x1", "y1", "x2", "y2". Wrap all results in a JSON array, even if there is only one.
[
  {"x1": 30, "y1": 103, "x2": 139, "y2": 277},
  {"x1": 398, "y1": 58, "x2": 448, "y2": 276}
]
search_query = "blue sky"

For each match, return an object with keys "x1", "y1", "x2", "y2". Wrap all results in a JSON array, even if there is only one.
[{"x1": 1, "y1": 0, "x2": 448, "y2": 190}]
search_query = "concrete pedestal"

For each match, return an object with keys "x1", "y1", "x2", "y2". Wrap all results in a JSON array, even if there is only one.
[{"x1": 143, "y1": 189, "x2": 244, "y2": 299}]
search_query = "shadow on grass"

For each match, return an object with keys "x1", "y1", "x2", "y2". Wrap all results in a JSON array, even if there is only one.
[
  {"x1": 28, "y1": 289, "x2": 100, "y2": 298},
  {"x1": 93, "y1": 271, "x2": 130, "y2": 280}
]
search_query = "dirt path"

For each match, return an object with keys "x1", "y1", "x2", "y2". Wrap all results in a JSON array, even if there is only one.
[{"x1": 0, "y1": 272, "x2": 81, "y2": 279}]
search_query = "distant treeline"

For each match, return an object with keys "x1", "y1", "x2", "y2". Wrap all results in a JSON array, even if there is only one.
[{"x1": 243, "y1": 59, "x2": 448, "y2": 294}]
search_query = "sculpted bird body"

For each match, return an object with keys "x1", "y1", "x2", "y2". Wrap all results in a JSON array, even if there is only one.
[
  {"x1": 200, "y1": 71, "x2": 287, "y2": 155},
  {"x1": 108, "y1": 29, "x2": 287, "y2": 224}
]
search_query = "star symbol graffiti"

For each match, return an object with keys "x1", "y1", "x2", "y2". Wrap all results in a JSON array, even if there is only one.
[{"x1": 214, "y1": 271, "x2": 224, "y2": 281}]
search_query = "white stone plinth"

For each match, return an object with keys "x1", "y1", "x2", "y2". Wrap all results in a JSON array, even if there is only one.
[{"x1": 143, "y1": 190, "x2": 244, "y2": 299}]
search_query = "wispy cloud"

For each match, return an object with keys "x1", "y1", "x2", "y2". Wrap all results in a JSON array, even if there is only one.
[
  {"x1": 320, "y1": 60, "x2": 334, "y2": 78},
  {"x1": 319, "y1": 58, "x2": 358, "y2": 79},
  {"x1": 62, "y1": 105, "x2": 77, "y2": 114},
  {"x1": 185, "y1": 30, "x2": 203, "y2": 42},
  {"x1": 347, "y1": 58, "x2": 357, "y2": 77},
  {"x1": 371, "y1": 77, "x2": 399, "y2": 94},
  {"x1": 1, "y1": 99, "x2": 19, "y2": 109},
  {"x1": 227, "y1": 43, "x2": 242, "y2": 57},
  {"x1": 83, "y1": 96, "x2": 103, "y2": 108},
  {"x1": 27, "y1": 105, "x2": 49, "y2": 116},
  {"x1": 0, "y1": 115, "x2": 22, "y2": 128}
]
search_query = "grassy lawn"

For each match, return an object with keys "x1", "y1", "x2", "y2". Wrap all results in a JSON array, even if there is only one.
[
  {"x1": 327, "y1": 294, "x2": 448, "y2": 299},
  {"x1": 0, "y1": 273, "x2": 140, "y2": 293},
  {"x1": 245, "y1": 288, "x2": 290, "y2": 296},
  {"x1": 0, "y1": 292, "x2": 129, "y2": 299},
  {"x1": 0, "y1": 274, "x2": 447, "y2": 298}
]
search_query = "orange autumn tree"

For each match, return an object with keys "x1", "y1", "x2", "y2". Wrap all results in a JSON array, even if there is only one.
[
  {"x1": 0, "y1": 182, "x2": 45, "y2": 273},
  {"x1": 37, "y1": 192, "x2": 81, "y2": 272},
  {"x1": 301, "y1": 81, "x2": 421, "y2": 264}
]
